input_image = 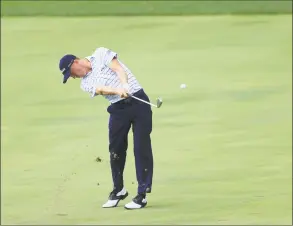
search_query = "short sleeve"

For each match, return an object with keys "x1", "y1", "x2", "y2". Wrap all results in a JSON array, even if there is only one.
[{"x1": 94, "y1": 47, "x2": 117, "y2": 66}]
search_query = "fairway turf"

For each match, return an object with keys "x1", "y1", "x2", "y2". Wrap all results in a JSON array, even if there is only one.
[{"x1": 1, "y1": 16, "x2": 292, "y2": 225}]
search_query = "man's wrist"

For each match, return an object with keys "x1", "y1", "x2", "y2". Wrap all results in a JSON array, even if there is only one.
[{"x1": 114, "y1": 87, "x2": 122, "y2": 95}]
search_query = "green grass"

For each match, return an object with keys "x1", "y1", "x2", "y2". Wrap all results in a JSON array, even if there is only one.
[{"x1": 1, "y1": 16, "x2": 292, "y2": 225}]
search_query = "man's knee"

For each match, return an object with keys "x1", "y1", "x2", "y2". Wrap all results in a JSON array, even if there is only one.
[{"x1": 110, "y1": 150, "x2": 120, "y2": 161}]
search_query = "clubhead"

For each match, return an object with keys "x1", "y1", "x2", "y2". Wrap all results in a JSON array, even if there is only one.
[{"x1": 156, "y1": 98, "x2": 163, "y2": 108}]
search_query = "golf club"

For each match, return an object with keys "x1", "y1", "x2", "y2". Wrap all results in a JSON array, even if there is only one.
[
  {"x1": 91, "y1": 90, "x2": 163, "y2": 108},
  {"x1": 129, "y1": 94, "x2": 163, "y2": 108}
]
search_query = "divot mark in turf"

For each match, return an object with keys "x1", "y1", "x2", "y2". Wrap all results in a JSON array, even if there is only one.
[{"x1": 96, "y1": 157, "x2": 102, "y2": 162}]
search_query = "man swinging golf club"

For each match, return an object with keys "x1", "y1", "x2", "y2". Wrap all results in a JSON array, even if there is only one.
[{"x1": 58, "y1": 47, "x2": 154, "y2": 210}]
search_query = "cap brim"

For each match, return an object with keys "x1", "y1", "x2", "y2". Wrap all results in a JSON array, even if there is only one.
[{"x1": 63, "y1": 70, "x2": 71, "y2": 84}]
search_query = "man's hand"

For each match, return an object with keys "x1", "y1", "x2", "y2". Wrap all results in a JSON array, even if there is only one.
[
  {"x1": 122, "y1": 83, "x2": 130, "y2": 93},
  {"x1": 116, "y1": 88, "x2": 129, "y2": 98}
]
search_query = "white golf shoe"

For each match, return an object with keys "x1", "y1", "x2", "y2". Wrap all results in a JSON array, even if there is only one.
[
  {"x1": 124, "y1": 194, "x2": 147, "y2": 210},
  {"x1": 102, "y1": 187, "x2": 128, "y2": 208}
]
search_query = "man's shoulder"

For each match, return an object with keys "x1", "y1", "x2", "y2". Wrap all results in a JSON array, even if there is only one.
[{"x1": 93, "y1": 47, "x2": 109, "y2": 55}]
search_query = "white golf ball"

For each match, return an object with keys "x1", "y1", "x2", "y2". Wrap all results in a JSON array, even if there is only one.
[{"x1": 180, "y1": 84, "x2": 187, "y2": 89}]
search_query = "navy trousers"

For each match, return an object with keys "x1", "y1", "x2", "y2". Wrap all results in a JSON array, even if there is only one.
[{"x1": 107, "y1": 89, "x2": 153, "y2": 194}]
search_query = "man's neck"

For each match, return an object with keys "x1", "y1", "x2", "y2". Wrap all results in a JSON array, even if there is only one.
[{"x1": 83, "y1": 58, "x2": 92, "y2": 75}]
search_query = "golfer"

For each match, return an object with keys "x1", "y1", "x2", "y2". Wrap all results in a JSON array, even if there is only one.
[{"x1": 58, "y1": 47, "x2": 153, "y2": 210}]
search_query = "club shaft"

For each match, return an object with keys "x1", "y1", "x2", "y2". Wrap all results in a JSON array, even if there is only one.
[{"x1": 131, "y1": 95, "x2": 158, "y2": 108}]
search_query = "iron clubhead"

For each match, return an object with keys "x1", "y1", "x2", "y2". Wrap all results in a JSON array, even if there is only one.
[{"x1": 156, "y1": 98, "x2": 163, "y2": 108}]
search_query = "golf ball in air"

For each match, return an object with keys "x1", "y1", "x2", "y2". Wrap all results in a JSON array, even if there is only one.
[{"x1": 180, "y1": 84, "x2": 187, "y2": 89}]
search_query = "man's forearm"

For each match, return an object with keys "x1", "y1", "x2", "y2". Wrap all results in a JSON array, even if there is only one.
[
  {"x1": 108, "y1": 58, "x2": 129, "y2": 90},
  {"x1": 109, "y1": 59, "x2": 128, "y2": 84},
  {"x1": 93, "y1": 86, "x2": 128, "y2": 98},
  {"x1": 95, "y1": 86, "x2": 120, "y2": 95},
  {"x1": 116, "y1": 69, "x2": 128, "y2": 86}
]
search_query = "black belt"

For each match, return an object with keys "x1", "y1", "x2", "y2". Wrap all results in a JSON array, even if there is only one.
[{"x1": 113, "y1": 89, "x2": 143, "y2": 105}]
